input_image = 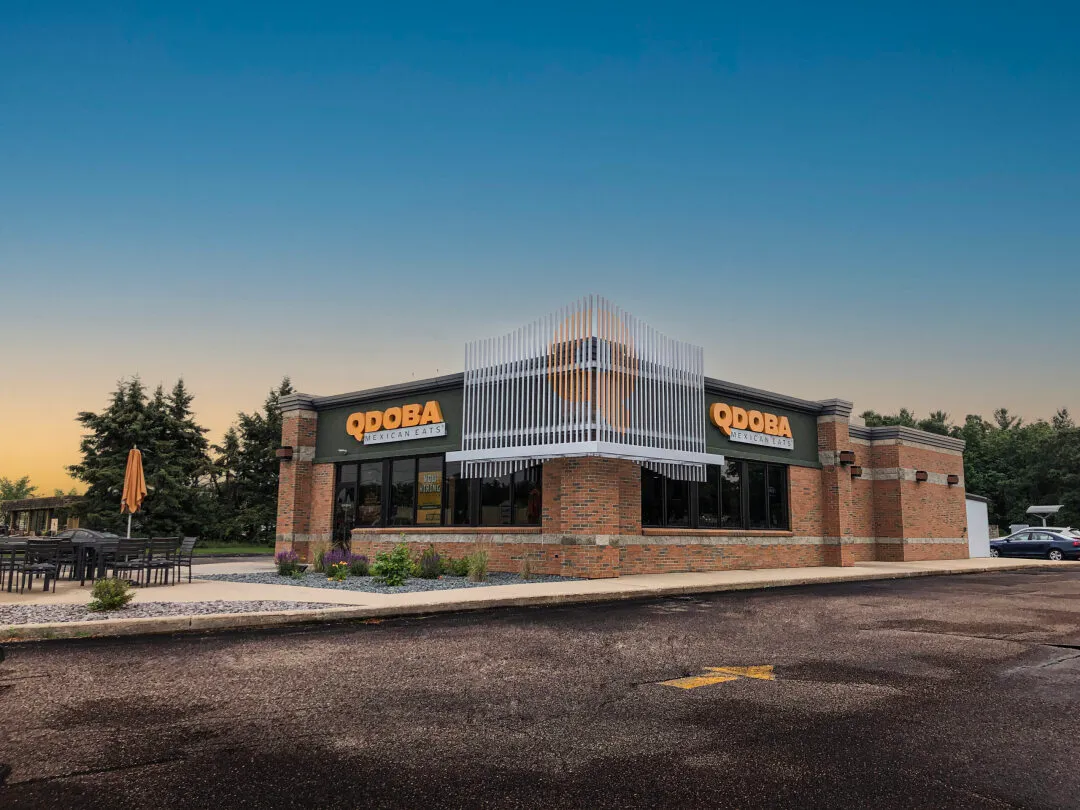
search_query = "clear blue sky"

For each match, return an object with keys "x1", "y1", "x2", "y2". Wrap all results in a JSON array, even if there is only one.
[{"x1": 3, "y1": 1, "x2": 1079, "y2": 488}]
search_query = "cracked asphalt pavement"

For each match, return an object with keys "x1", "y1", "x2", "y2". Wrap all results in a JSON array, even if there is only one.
[{"x1": 2, "y1": 570, "x2": 1080, "y2": 808}]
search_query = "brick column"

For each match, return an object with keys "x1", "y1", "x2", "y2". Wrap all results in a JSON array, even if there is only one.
[
  {"x1": 541, "y1": 457, "x2": 641, "y2": 536},
  {"x1": 817, "y1": 398, "x2": 856, "y2": 567},
  {"x1": 275, "y1": 394, "x2": 319, "y2": 559},
  {"x1": 540, "y1": 457, "x2": 641, "y2": 576}
]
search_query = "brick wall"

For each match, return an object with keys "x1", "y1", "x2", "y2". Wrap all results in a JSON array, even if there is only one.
[
  {"x1": 275, "y1": 408, "x2": 316, "y2": 555},
  {"x1": 275, "y1": 408, "x2": 332, "y2": 559},
  {"x1": 859, "y1": 439, "x2": 967, "y2": 562},
  {"x1": 347, "y1": 532, "x2": 830, "y2": 579},
  {"x1": 789, "y1": 466, "x2": 824, "y2": 536},
  {"x1": 541, "y1": 457, "x2": 640, "y2": 536}
]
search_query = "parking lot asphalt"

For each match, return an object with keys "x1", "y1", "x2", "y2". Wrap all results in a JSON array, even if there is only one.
[{"x1": 2, "y1": 570, "x2": 1079, "y2": 809}]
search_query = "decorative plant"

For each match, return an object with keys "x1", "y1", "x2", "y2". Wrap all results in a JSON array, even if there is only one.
[
  {"x1": 311, "y1": 540, "x2": 331, "y2": 574},
  {"x1": 348, "y1": 553, "x2": 370, "y2": 577},
  {"x1": 88, "y1": 578, "x2": 135, "y2": 612},
  {"x1": 519, "y1": 554, "x2": 534, "y2": 581},
  {"x1": 371, "y1": 543, "x2": 414, "y2": 587},
  {"x1": 418, "y1": 545, "x2": 442, "y2": 579},
  {"x1": 275, "y1": 549, "x2": 300, "y2": 576},
  {"x1": 467, "y1": 549, "x2": 489, "y2": 583},
  {"x1": 323, "y1": 548, "x2": 350, "y2": 570},
  {"x1": 327, "y1": 561, "x2": 349, "y2": 582},
  {"x1": 443, "y1": 556, "x2": 470, "y2": 577}
]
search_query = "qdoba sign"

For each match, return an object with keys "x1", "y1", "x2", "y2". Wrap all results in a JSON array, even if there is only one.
[
  {"x1": 709, "y1": 402, "x2": 794, "y2": 451},
  {"x1": 346, "y1": 401, "x2": 446, "y2": 446}
]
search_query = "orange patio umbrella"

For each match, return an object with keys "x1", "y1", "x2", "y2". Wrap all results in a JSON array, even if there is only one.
[{"x1": 120, "y1": 447, "x2": 147, "y2": 538}]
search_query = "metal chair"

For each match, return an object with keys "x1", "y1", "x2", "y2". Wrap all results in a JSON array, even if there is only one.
[
  {"x1": 56, "y1": 538, "x2": 77, "y2": 580},
  {"x1": 12, "y1": 539, "x2": 61, "y2": 593},
  {"x1": 108, "y1": 539, "x2": 149, "y2": 585},
  {"x1": 145, "y1": 537, "x2": 180, "y2": 585},
  {"x1": 175, "y1": 537, "x2": 198, "y2": 584}
]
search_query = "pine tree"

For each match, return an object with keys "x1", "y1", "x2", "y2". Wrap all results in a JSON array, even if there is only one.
[
  {"x1": 70, "y1": 378, "x2": 152, "y2": 534},
  {"x1": 70, "y1": 376, "x2": 212, "y2": 536},
  {"x1": 211, "y1": 378, "x2": 294, "y2": 544}
]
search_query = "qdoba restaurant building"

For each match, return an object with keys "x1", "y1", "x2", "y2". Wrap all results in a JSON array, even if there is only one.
[{"x1": 275, "y1": 297, "x2": 969, "y2": 578}]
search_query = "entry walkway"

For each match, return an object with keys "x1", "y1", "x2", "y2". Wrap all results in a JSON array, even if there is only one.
[{"x1": 3, "y1": 557, "x2": 1077, "y2": 641}]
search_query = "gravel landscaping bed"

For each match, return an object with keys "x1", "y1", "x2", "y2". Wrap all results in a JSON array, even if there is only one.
[
  {"x1": 0, "y1": 600, "x2": 342, "y2": 626},
  {"x1": 197, "y1": 571, "x2": 578, "y2": 593}
]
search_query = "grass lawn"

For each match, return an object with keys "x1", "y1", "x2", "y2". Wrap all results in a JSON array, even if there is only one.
[{"x1": 194, "y1": 544, "x2": 274, "y2": 557}]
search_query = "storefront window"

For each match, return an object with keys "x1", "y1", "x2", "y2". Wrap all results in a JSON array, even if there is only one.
[
  {"x1": 416, "y1": 456, "x2": 443, "y2": 526},
  {"x1": 480, "y1": 474, "x2": 512, "y2": 526},
  {"x1": 747, "y1": 462, "x2": 768, "y2": 530},
  {"x1": 645, "y1": 459, "x2": 789, "y2": 532},
  {"x1": 444, "y1": 462, "x2": 471, "y2": 525},
  {"x1": 333, "y1": 463, "x2": 358, "y2": 546},
  {"x1": 512, "y1": 467, "x2": 542, "y2": 525},
  {"x1": 768, "y1": 465, "x2": 789, "y2": 530},
  {"x1": 642, "y1": 468, "x2": 664, "y2": 526},
  {"x1": 720, "y1": 460, "x2": 742, "y2": 528},
  {"x1": 390, "y1": 458, "x2": 417, "y2": 525},
  {"x1": 356, "y1": 462, "x2": 383, "y2": 526},
  {"x1": 666, "y1": 479, "x2": 690, "y2": 527},
  {"x1": 337, "y1": 457, "x2": 542, "y2": 528},
  {"x1": 698, "y1": 465, "x2": 721, "y2": 528}
]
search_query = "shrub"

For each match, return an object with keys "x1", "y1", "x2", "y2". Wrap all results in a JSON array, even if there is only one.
[
  {"x1": 88, "y1": 578, "x2": 135, "y2": 612},
  {"x1": 327, "y1": 561, "x2": 349, "y2": 582},
  {"x1": 443, "y1": 556, "x2": 470, "y2": 577},
  {"x1": 418, "y1": 545, "x2": 442, "y2": 579},
  {"x1": 467, "y1": 549, "x2": 489, "y2": 583},
  {"x1": 348, "y1": 554, "x2": 370, "y2": 577},
  {"x1": 275, "y1": 550, "x2": 300, "y2": 576},
  {"x1": 311, "y1": 540, "x2": 331, "y2": 574},
  {"x1": 372, "y1": 543, "x2": 414, "y2": 587},
  {"x1": 519, "y1": 555, "x2": 534, "y2": 581}
]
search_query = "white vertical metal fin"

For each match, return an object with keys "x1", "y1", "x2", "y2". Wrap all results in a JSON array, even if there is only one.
[{"x1": 452, "y1": 297, "x2": 713, "y2": 480}]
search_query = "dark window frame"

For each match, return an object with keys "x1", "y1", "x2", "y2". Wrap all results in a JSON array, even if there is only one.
[
  {"x1": 641, "y1": 459, "x2": 791, "y2": 531},
  {"x1": 335, "y1": 455, "x2": 542, "y2": 529}
]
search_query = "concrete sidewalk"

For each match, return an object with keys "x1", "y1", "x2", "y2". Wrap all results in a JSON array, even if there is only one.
[{"x1": 2, "y1": 557, "x2": 1078, "y2": 641}]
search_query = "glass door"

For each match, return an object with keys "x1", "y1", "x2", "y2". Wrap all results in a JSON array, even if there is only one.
[{"x1": 333, "y1": 464, "x2": 358, "y2": 548}]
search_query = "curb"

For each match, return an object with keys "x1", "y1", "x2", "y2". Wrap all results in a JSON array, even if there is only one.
[{"x1": 2, "y1": 561, "x2": 1076, "y2": 643}]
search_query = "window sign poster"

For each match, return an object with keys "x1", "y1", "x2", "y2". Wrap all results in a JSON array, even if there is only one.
[{"x1": 417, "y1": 470, "x2": 443, "y2": 525}]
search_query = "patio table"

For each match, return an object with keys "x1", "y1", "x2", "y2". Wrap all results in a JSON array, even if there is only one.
[{"x1": 71, "y1": 538, "x2": 118, "y2": 585}]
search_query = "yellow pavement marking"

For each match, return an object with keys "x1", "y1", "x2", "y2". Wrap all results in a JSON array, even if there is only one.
[
  {"x1": 705, "y1": 665, "x2": 775, "y2": 681},
  {"x1": 659, "y1": 665, "x2": 775, "y2": 690},
  {"x1": 659, "y1": 673, "x2": 740, "y2": 689}
]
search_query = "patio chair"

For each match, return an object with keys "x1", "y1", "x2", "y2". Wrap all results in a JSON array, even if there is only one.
[
  {"x1": 12, "y1": 539, "x2": 61, "y2": 593},
  {"x1": 108, "y1": 538, "x2": 149, "y2": 586},
  {"x1": 56, "y1": 538, "x2": 77, "y2": 580},
  {"x1": 0, "y1": 542, "x2": 24, "y2": 592},
  {"x1": 175, "y1": 537, "x2": 198, "y2": 584},
  {"x1": 145, "y1": 537, "x2": 180, "y2": 585}
]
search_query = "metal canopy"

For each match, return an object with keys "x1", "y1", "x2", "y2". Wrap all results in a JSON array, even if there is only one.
[
  {"x1": 444, "y1": 295, "x2": 725, "y2": 480},
  {"x1": 1026, "y1": 505, "x2": 1064, "y2": 526}
]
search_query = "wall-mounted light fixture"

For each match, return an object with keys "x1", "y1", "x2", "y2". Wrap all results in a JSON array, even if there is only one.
[
  {"x1": 850, "y1": 465, "x2": 863, "y2": 478},
  {"x1": 946, "y1": 474, "x2": 959, "y2": 486},
  {"x1": 275, "y1": 447, "x2": 294, "y2": 461},
  {"x1": 838, "y1": 450, "x2": 856, "y2": 465},
  {"x1": 915, "y1": 470, "x2": 929, "y2": 482}
]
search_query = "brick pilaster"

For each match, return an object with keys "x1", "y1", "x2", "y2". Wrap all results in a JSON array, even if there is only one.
[
  {"x1": 275, "y1": 394, "x2": 320, "y2": 558},
  {"x1": 541, "y1": 457, "x2": 641, "y2": 536},
  {"x1": 817, "y1": 399, "x2": 856, "y2": 566}
]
